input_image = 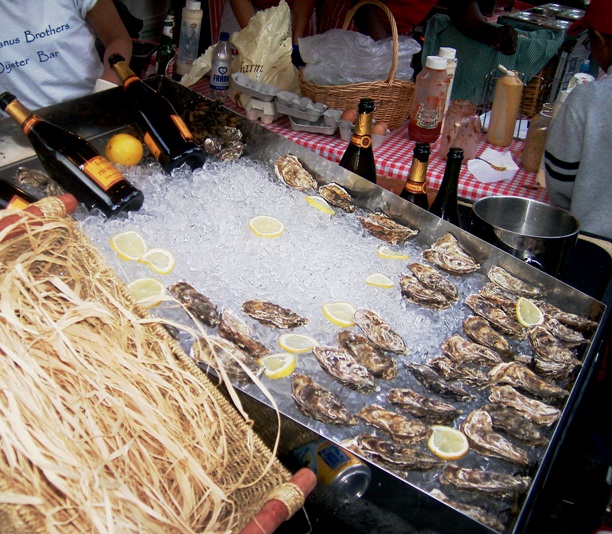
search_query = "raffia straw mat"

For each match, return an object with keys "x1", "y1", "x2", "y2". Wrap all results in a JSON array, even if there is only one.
[{"x1": 0, "y1": 210, "x2": 291, "y2": 533}]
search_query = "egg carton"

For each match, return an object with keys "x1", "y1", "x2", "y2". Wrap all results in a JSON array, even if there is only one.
[
  {"x1": 289, "y1": 115, "x2": 337, "y2": 135},
  {"x1": 231, "y1": 72, "x2": 279, "y2": 102},
  {"x1": 275, "y1": 91, "x2": 328, "y2": 122},
  {"x1": 243, "y1": 96, "x2": 278, "y2": 125}
]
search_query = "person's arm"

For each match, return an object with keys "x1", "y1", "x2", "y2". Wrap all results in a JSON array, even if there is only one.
[
  {"x1": 230, "y1": 0, "x2": 257, "y2": 28},
  {"x1": 87, "y1": 0, "x2": 133, "y2": 83},
  {"x1": 291, "y1": 0, "x2": 316, "y2": 44}
]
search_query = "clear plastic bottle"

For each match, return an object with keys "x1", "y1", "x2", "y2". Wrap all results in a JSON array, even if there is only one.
[
  {"x1": 210, "y1": 32, "x2": 231, "y2": 102},
  {"x1": 486, "y1": 65, "x2": 524, "y2": 147},
  {"x1": 176, "y1": 1, "x2": 203, "y2": 78}
]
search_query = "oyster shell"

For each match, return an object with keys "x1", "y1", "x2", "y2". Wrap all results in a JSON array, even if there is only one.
[
  {"x1": 537, "y1": 301, "x2": 598, "y2": 332},
  {"x1": 429, "y1": 489, "x2": 506, "y2": 533},
  {"x1": 488, "y1": 361, "x2": 569, "y2": 402},
  {"x1": 427, "y1": 355, "x2": 489, "y2": 388},
  {"x1": 405, "y1": 362, "x2": 476, "y2": 402},
  {"x1": 356, "y1": 404, "x2": 431, "y2": 445},
  {"x1": 313, "y1": 346, "x2": 377, "y2": 391},
  {"x1": 422, "y1": 233, "x2": 480, "y2": 275},
  {"x1": 217, "y1": 308, "x2": 269, "y2": 358},
  {"x1": 478, "y1": 281, "x2": 517, "y2": 311},
  {"x1": 387, "y1": 388, "x2": 462, "y2": 424},
  {"x1": 344, "y1": 434, "x2": 444, "y2": 471},
  {"x1": 170, "y1": 281, "x2": 219, "y2": 327},
  {"x1": 407, "y1": 262, "x2": 459, "y2": 301},
  {"x1": 274, "y1": 154, "x2": 318, "y2": 191},
  {"x1": 241, "y1": 299, "x2": 308, "y2": 329},
  {"x1": 529, "y1": 325, "x2": 581, "y2": 381},
  {"x1": 489, "y1": 385, "x2": 561, "y2": 426},
  {"x1": 461, "y1": 409, "x2": 529, "y2": 466},
  {"x1": 440, "y1": 334, "x2": 503, "y2": 367},
  {"x1": 353, "y1": 308, "x2": 406, "y2": 354},
  {"x1": 358, "y1": 212, "x2": 418, "y2": 245},
  {"x1": 441, "y1": 464, "x2": 532, "y2": 496},
  {"x1": 488, "y1": 266, "x2": 545, "y2": 298},
  {"x1": 399, "y1": 272, "x2": 453, "y2": 310},
  {"x1": 291, "y1": 374, "x2": 357, "y2": 425},
  {"x1": 318, "y1": 183, "x2": 355, "y2": 212},
  {"x1": 462, "y1": 315, "x2": 513, "y2": 358},
  {"x1": 191, "y1": 336, "x2": 262, "y2": 384},
  {"x1": 465, "y1": 293, "x2": 526, "y2": 339},
  {"x1": 543, "y1": 315, "x2": 589, "y2": 347},
  {"x1": 482, "y1": 403, "x2": 549, "y2": 446},
  {"x1": 337, "y1": 331, "x2": 398, "y2": 380},
  {"x1": 216, "y1": 140, "x2": 245, "y2": 161}
]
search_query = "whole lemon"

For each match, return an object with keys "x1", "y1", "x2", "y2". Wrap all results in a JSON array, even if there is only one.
[{"x1": 105, "y1": 133, "x2": 144, "y2": 166}]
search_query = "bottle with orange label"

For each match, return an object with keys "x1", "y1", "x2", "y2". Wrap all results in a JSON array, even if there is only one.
[
  {"x1": 0, "y1": 92, "x2": 143, "y2": 218},
  {"x1": 109, "y1": 53, "x2": 206, "y2": 173},
  {"x1": 339, "y1": 97, "x2": 377, "y2": 183},
  {"x1": 0, "y1": 177, "x2": 38, "y2": 210}
]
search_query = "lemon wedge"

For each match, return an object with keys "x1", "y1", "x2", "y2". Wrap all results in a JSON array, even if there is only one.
[
  {"x1": 322, "y1": 301, "x2": 356, "y2": 328},
  {"x1": 110, "y1": 230, "x2": 148, "y2": 261},
  {"x1": 140, "y1": 247, "x2": 176, "y2": 275},
  {"x1": 258, "y1": 352, "x2": 296, "y2": 379},
  {"x1": 305, "y1": 195, "x2": 335, "y2": 215},
  {"x1": 377, "y1": 245, "x2": 409, "y2": 261},
  {"x1": 427, "y1": 425, "x2": 469, "y2": 461},
  {"x1": 365, "y1": 273, "x2": 394, "y2": 288},
  {"x1": 248, "y1": 215, "x2": 285, "y2": 238},
  {"x1": 516, "y1": 297, "x2": 544, "y2": 327},
  {"x1": 127, "y1": 277, "x2": 166, "y2": 308},
  {"x1": 278, "y1": 333, "x2": 318, "y2": 354}
]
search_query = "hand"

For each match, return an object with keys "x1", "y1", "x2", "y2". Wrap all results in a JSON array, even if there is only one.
[{"x1": 490, "y1": 25, "x2": 518, "y2": 55}]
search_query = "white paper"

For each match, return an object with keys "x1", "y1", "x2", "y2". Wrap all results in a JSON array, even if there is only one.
[{"x1": 467, "y1": 147, "x2": 519, "y2": 184}]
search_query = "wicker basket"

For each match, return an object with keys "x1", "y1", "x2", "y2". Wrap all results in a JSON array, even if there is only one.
[
  {"x1": 522, "y1": 56, "x2": 558, "y2": 118},
  {"x1": 299, "y1": 0, "x2": 415, "y2": 130}
]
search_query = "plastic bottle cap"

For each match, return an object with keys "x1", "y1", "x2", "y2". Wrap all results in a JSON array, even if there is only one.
[
  {"x1": 186, "y1": 1, "x2": 201, "y2": 10},
  {"x1": 438, "y1": 47, "x2": 456, "y2": 60},
  {"x1": 424, "y1": 56, "x2": 448, "y2": 70},
  {"x1": 220, "y1": 32, "x2": 230, "y2": 41}
]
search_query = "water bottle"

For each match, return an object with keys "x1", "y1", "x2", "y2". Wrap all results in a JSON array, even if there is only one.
[{"x1": 210, "y1": 32, "x2": 231, "y2": 102}]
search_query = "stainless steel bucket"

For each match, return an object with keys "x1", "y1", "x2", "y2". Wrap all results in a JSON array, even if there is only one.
[{"x1": 470, "y1": 195, "x2": 580, "y2": 279}]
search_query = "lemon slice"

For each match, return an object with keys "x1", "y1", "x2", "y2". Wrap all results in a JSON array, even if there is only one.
[
  {"x1": 516, "y1": 297, "x2": 544, "y2": 327},
  {"x1": 278, "y1": 333, "x2": 318, "y2": 354},
  {"x1": 377, "y1": 245, "x2": 409, "y2": 261},
  {"x1": 427, "y1": 425, "x2": 469, "y2": 461},
  {"x1": 322, "y1": 301, "x2": 356, "y2": 328},
  {"x1": 140, "y1": 247, "x2": 176, "y2": 275},
  {"x1": 305, "y1": 195, "x2": 335, "y2": 215},
  {"x1": 248, "y1": 215, "x2": 285, "y2": 238},
  {"x1": 258, "y1": 352, "x2": 296, "y2": 379},
  {"x1": 365, "y1": 273, "x2": 394, "y2": 288},
  {"x1": 110, "y1": 230, "x2": 147, "y2": 261},
  {"x1": 127, "y1": 277, "x2": 166, "y2": 308}
]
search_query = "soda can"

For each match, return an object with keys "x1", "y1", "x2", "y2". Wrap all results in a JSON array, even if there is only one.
[{"x1": 292, "y1": 439, "x2": 371, "y2": 504}]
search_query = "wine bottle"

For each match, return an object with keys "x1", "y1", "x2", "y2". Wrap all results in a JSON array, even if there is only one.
[
  {"x1": 400, "y1": 142, "x2": 430, "y2": 209},
  {"x1": 0, "y1": 92, "x2": 144, "y2": 218},
  {"x1": 339, "y1": 98, "x2": 377, "y2": 183},
  {"x1": 109, "y1": 53, "x2": 206, "y2": 173},
  {"x1": 0, "y1": 177, "x2": 38, "y2": 210},
  {"x1": 429, "y1": 147, "x2": 463, "y2": 227}
]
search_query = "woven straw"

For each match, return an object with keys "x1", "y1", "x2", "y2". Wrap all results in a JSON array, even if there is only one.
[
  {"x1": 0, "y1": 208, "x2": 293, "y2": 533},
  {"x1": 523, "y1": 56, "x2": 558, "y2": 118},
  {"x1": 299, "y1": 0, "x2": 415, "y2": 130}
]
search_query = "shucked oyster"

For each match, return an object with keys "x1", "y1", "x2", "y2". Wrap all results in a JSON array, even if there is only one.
[
  {"x1": 465, "y1": 294, "x2": 526, "y2": 339},
  {"x1": 387, "y1": 388, "x2": 462, "y2": 424},
  {"x1": 191, "y1": 336, "x2": 262, "y2": 384},
  {"x1": 354, "y1": 308, "x2": 406, "y2": 354},
  {"x1": 489, "y1": 385, "x2": 561, "y2": 426},
  {"x1": 359, "y1": 212, "x2": 418, "y2": 245},
  {"x1": 441, "y1": 334, "x2": 503, "y2": 367},
  {"x1": 318, "y1": 183, "x2": 355, "y2": 212},
  {"x1": 291, "y1": 374, "x2": 357, "y2": 425},
  {"x1": 313, "y1": 346, "x2": 377, "y2": 391},
  {"x1": 488, "y1": 266, "x2": 546, "y2": 298},
  {"x1": 528, "y1": 325, "x2": 581, "y2": 381},
  {"x1": 357, "y1": 404, "x2": 431, "y2": 445},
  {"x1": 344, "y1": 434, "x2": 444, "y2": 472},
  {"x1": 427, "y1": 355, "x2": 489, "y2": 388},
  {"x1": 461, "y1": 409, "x2": 529, "y2": 466},
  {"x1": 170, "y1": 281, "x2": 219, "y2": 327},
  {"x1": 338, "y1": 331, "x2": 398, "y2": 380},
  {"x1": 441, "y1": 464, "x2": 532, "y2": 496},
  {"x1": 407, "y1": 262, "x2": 459, "y2": 301},
  {"x1": 462, "y1": 315, "x2": 513, "y2": 358},
  {"x1": 422, "y1": 233, "x2": 480, "y2": 275},
  {"x1": 400, "y1": 272, "x2": 454, "y2": 310},
  {"x1": 242, "y1": 299, "x2": 308, "y2": 329},
  {"x1": 405, "y1": 362, "x2": 476, "y2": 402},
  {"x1": 217, "y1": 308, "x2": 269, "y2": 358},
  {"x1": 488, "y1": 361, "x2": 569, "y2": 402},
  {"x1": 429, "y1": 489, "x2": 506, "y2": 533},
  {"x1": 274, "y1": 154, "x2": 318, "y2": 191},
  {"x1": 537, "y1": 301, "x2": 598, "y2": 332},
  {"x1": 482, "y1": 403, "x2": 549, "y2": 446}
]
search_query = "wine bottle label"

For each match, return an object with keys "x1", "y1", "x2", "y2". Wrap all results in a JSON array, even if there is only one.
[
  {"x1": 144, "y1": 132, "x2": 162, "y2": 160},
  {"x1": 350, "y1": 134, "x2": 372, "y2": 149},
  {"x1": 22, "y1": 115, "x2": 42, "y2": 136},
  {"x1": 403, "y1": 180, "x2": 427, "y2": 195},
  {"x1": 170, "y1": 115, "x2": 194, "y2": 140},
  {"x1": 82, "y1": 156, "x2": 124, "y2": 190},
  {"x1": 6, "y1": 195, "x2": 30, "y2": 210}
]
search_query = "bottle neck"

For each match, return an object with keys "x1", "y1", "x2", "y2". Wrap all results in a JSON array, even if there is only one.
[
  {"x1": 351, "y1": 112, "x2": 373, "y2": 148},
  {"x1": 3, "y1": 98, "x2": 40, "y2": 134},
  {"x1": 111, "y1": 60, "x2": 139, "y2": 88},
  {"x1": 406, "y1": 157, "x2": 429, "y2": 184},
  {"x1": 440, "y1": 157, "x2": 462, "y2": 194}
]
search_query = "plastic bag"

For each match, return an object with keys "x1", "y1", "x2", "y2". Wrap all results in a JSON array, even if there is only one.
[{"x1": 299, "y1": 29, "x2": 421, "y2": 86}]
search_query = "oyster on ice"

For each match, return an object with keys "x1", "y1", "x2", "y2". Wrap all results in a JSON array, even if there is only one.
[
  {"x1": 482, "y1": 403, "x2": 549, "y2": 446},
  {"x1": 460, "y1": 409, "x2": 530, "y2": 466},
  {"x1": 354, "y1": 308, "x2": 406, "y2": 354},
  {"x1": 358, "y1": 212, "x2": 418, "y2": 245},
  {"x1": 313, "y1": 346, "x2": 377, "y2": 391},
  {"x1": 465, "y1": 294, "x2": 526, "y2": 339},
  {"x1": 357, "y1": 404, "x2": 431, "y2": 445},
  {"x1": 441, "y1": 334, "x2": 503, "y2": 367},
  {"x1": 441, "y1": 464, "x2": 532, "y2": 496},
  {"x1": 191, "y1": 336, "x2": 262, "y2": 384},
  {"x1": 529, "y1": 325, "x2": 581, "y2": 380},
  {"x1": 274, "y1": 154, "x2": 318, "y2": 191},
  {"x1": 344, "y1": 434, "x2": 444, "y2": 471},
  {"x1": 489, "y1": 385, "x2": 561, "y2": 426},
  {"x1": 242, "y1": 299, "x2": 308, "y2": 329},
  {"x1": 338, "y1": 331, "x2": 398, "y2": 380},
  {"x1": 291, "y1": 374, "x2": 357, "y2": 425},
  {"x1": 427, "y1": 355, "x2": 489, "y2": 388},
  {"x1": 537, "y1": 301, "x2": 598, "y2": 332},
  {"x1": 478, "y1": 281, "x2": 517, "y2": 313},
  {"x1": 217, "y1": 308, "x2": 269, "y2": 358},
  {"x1": 407, "y1": 262, "x2": 459, "y2": 301},
  {"x1": 543, "y1": 315, "x2": 589, "y2": 347},
  {"x1": 429, "y1": 489, "x2": 506, "y2": 533},
  {"x1": 488, "y1": 361, "x2": 569, "y2": 402},
  {"x1": 405, "y1": 363, "x2": 476, "y2": 402},
  {"x1": 170, "y1": 281, "x2": 219, "y2": 328},
  {"x1": 422, "y1": 233, "x2": 480, "y2": 275},
  {"x1": 318, "y1": 183, "x2": 355, "y2": 212},
  {"x1": 462, "y1": 315, "x2": 513, "y2": 358},
  {"x1": 488, "y1": 266, "x2": 545, "y2": 298},
  {"x1": 400, "y1": 272, "x2": 454, "y2": 310},
  {"x1": 387, "y1": 388, "x2": 462, "y2": 424}
]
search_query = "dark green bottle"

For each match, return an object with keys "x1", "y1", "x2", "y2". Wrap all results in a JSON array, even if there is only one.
[
  {"x1": 0, "y1": 177, "x2": 38, "y2": 210},
  {"x1": 400, "y1": 142, "x2": 430, "y2": 209},
  {"x1": 429, "y1": 147, "x2": 463, "y2": 227},
  {"x1": 156, "y1": 10, "x2": 176, "y2": 76},
  {"x1": 339, "y1": 98, "x2": 377, "y2": 183}
]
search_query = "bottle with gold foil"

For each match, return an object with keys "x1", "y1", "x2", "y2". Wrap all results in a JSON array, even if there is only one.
[
  {"x1": 109, "y1": 53, "x2": 206, "y2": 173},
  {"x1": 339, "y1": 98, "x2": 377, "y2": 183},
  {"x1": 400, "y1": 142, "x2": 430, "y2": 209},
  {"x1": 0, "y1": 177, "x2": 38, "y2": 210},
  {"x1": 0, "y1": 92, "x2": 143, "y2": 218}
]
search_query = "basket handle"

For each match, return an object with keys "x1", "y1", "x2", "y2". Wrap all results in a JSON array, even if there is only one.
[{"x1": 342, "y1": 0, "x2": 399, "y2": 85}]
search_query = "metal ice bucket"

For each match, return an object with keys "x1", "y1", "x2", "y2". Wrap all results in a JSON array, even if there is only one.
[{"x1": 470, "y1": 195, "x2": 580, "y2": 279}]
